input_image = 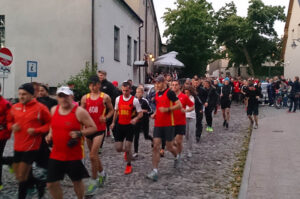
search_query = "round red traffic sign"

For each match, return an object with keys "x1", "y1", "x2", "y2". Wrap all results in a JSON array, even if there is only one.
[{"x1": 0, "y1": 48, "x2": 13, "y2": 66}]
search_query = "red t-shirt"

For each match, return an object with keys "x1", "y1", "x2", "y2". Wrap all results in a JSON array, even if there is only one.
[
  {"x1": 233, "y1": 81, "x2": 241, "y2": 93},
  {"x1": 155, "y1": 88, "x2": 175, "y2": 127},
  {"x1": 173, "y1": 92, "x2": 194, "y2": 125},
  {"x1": 118, "y1": 95, "x2": 134, "y2": 125},
  {"x1": 85, "y1": 93, "x2": 106, "y2": 131},
  {"x1": 0, "y1": 97, "x2": 11, "y2": 140},
  {"x1": 50, "y1": 105, "x2": 84, "y2": 161}
]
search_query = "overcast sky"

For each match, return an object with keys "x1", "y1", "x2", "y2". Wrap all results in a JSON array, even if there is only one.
[{"x1": 153, "y1": 0, "x2": 289, "y2": 43}]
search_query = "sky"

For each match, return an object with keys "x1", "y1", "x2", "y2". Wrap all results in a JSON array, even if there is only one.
[{"x1": 153, "y1": 0, "x2": 289, "y2": 43}]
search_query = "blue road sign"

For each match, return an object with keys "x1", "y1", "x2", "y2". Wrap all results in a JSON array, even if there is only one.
[{"x1": 27, "y1": 61, "x2": 37, "y2": 77}]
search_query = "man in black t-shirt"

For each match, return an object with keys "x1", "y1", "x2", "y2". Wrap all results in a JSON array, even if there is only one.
[{"x1": 245, "y1": 82, "x2": 261, "y2": 129}]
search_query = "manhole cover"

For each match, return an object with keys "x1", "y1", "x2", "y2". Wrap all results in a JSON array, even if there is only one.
[{"x1": 272, "y1": 130, "x2": 284, "y2": 133}]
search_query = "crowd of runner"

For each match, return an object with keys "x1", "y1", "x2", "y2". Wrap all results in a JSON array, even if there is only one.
[{"x1": 0, "y1": 70, "x2": 299, "y2": 199}]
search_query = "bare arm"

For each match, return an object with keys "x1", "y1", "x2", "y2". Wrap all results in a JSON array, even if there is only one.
[
  {"x1": 104, "y1": 94, "x2": 114, "y2": 120},
  {"x1": 80, "y1": 95, "x2": 87, "y2": 109},
  {"x1": 76, "y1": 107, "x2": 97, "y2": 136}
]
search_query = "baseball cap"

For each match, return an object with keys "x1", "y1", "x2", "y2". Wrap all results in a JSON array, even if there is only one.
[
  {"x1": 56, "y1": 86, "x2": 74, "y2": 96},
  {"x1": 155, "y1": 75, "x2": 165, "y2": 82}
]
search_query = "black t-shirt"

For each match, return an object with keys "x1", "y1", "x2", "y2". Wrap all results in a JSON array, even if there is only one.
[
  {"x1": 138, "y1": 98, "x2": 152, "y2": 122},
  {"x1": 157, "y1": 88, "x2": 178, "y2": 102},
  {"x1": 37, "y1": 96, "x2": 58, "y2": 110},
  {"x1": 221, "y1": 85, "x2": 232, "y2": 99},
  {"x1": 246, "y1": 87, "x2": 261, "y2": 106}
]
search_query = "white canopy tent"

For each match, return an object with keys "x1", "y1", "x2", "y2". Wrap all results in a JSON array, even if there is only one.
[{"x1": 154, "y1": 51, "x2": 184, "y2": 69}]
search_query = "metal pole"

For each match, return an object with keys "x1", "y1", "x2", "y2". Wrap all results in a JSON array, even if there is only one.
[{"x1": 31, "y1": 77, "x2": 32, "y2": 83}]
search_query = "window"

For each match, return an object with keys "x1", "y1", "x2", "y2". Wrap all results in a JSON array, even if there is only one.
[
  {"x1": 114, "y1": 26, "x2": 120, "y2": 61},
  {"x1": 134, "y1": 40, "x2": 137, "y2": 61},
  {"x1": 127, "y1": 36, "x2": 132, "y2": 65},
  {"x1": 0, "y1": 15, "x2": 5, "y2": 48}
]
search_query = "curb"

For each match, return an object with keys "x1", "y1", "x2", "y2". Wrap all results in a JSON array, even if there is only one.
[{"x1": 238, "y1": 127, "x2": 255, "y2": 199}]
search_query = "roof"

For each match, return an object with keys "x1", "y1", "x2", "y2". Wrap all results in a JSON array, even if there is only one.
[
  {"x1": 118, "y1": 0, "x2": 143, "y2": 23},
  {"x1": 281, "y1": 0, "x2": 294, "y2": 59}
]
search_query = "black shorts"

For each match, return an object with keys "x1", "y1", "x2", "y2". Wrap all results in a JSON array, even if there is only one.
[
  {"x1": 14, "y1": 150, "x2": 38, "y2": 165},
  {"x1": 153, "y1": 126, "x2": 175, "y2": 142},
  {"x1": 85, "y1": 131, "x2": 105, "y2": 140},
  {"x1": 115, "y1": 124, "x2": 134, "y2": 142},
  {"x1": 247, "y1": 105, "x2": 259, "y2": 116},
  {"x1": 221, "y1": 98, "x2": 231, "y2": 109},
  {"x1": 175, "y1": 125, "x2": 186, "y2": 135},
  {"x1": 47, "y1": 159, "x2": 89, "y2": 182}
]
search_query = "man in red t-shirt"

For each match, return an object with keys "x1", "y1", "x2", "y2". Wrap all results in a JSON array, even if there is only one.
[
  {"x1": 171, "y1": 80, "x2": 194, "y2": 158},
  {"x1": 46, "y1": 86, "x2": 97, "y2": 199},
  {"x1": 7, "y1": 83, "x2": 51, "y2": 199},
  {"x1": 110, "y1": 82, "x2": 143, "y2": 175},
  {"x1": 0, "y1": 83, "x2": 11, "y2": 191},
  {"x1": 146, "y1": 76, "x2": 182, "y2": 181},
  {"x1": 233, "y1": 78, "x2": 241, "y2": 103},
  {"x1": 81, "y1": 76, "x2": 113, "y2": 195}
]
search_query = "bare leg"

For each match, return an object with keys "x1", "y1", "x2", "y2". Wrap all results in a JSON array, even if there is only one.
[
  {"x1": 87, "y1": 135, "x2": 104, "y2": 179},
  {"x1": 175, "y1": 135, "x2": 183, "y2": 154},
  {"x1": 152, "y1": 138, "x2": 161, "y2": 169},
  {"x1": 222, "y1": 109, "x2": 226, "y2": 121},
  {"x1": 254, "y1": 115, "x2": 258, "y2": 126},
  {"x1": 124, "y1": 141, "x2": 132, "y2": 163},
  {"x1": 47, "y1": 181, "x2": 63, "y2": 199},
  {"x1": 166, "y1": 141, "x2": 178, "y2": 157},
  {"x1": 73, "y1": 180, "x2": 85, "y2": 199},
  {"x1": 226, "y1": 108, "x2": 230, "y2": 122}
]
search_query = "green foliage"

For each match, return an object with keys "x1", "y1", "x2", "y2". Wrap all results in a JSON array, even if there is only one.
[
  {"x1": 163, "y1": 0, "x2": 216, "y2": 77},
  {"x1": 63, "y1": 62, "x2": 97, "y2": 101},
  {"x1": 215, "y1": 0, "x2": 286, "y2": 76}
]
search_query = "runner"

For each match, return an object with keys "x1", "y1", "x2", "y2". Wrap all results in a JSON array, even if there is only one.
[
  {"x1": 202, "y1": 80, "x2": 218, "y2": 132},
  {"x1": 171, "y1": 80, "x2": 194, "y2": 159},
  {"x1": 220, "y1": 78, "x2": 233, "y2": 129},
  {"x1": 183, "y1": 85, "x2": 198, "y2": 158},
  {"x1": 46, "y1": 86, "x2": 97, "y2": 199},
  {"x1": 110, "y1": 82, "x2": 143, "y2": 175},
  {"x1": 0, "y1": 83, "x2": 11, "y2": 191},
  {"x1": 146, "y1": 75, "x2": 182, "y2": 181},
  {"x1": 245, "y1": 81, "x2": 261, "y2": 129},
  {"x1": 133, "y1": 87, "x2": 153, "y2": 158},
  {"x1": 81, "y1": 76, "x2": 114, "y2": 195},
  {"x1": 7, "y1": 83, "x2": 51, "y2": 199},
  {"x1": 194, "y1": 77, "x2": 205, "y2": 142}
]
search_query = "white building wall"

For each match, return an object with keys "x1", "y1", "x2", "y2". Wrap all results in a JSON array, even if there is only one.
[
  {"x1": 284, "y1": 0, "x2": 300, "y2": 79},
  {"x1": 95, "y1": 0, "x2": 141, "y2": 85},
  {"x1": 0, "y1": 0, "x2": 92, "y2": 98}
]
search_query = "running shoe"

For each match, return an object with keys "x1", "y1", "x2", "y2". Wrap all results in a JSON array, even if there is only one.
[
  {"x1": 0, "y1": 184, "x2": 3, "y2": 191},
  {"x1": 174, "y1": 155, "x2": 181, "y2": 168},
  {"x1": 225, "y1": 122, "x2": 229, "y2": 129},
  {"x1": 9, "y1": 166, "x2": 14, "y2": 174},
  {"x1": 124, "y1": 165, "x2": 132, "y2": 175},
  {"x1": 223, "y1": 120, "x2": 226, "y2": 127},
  {"x1": 253, "y1": 124, "x2": 258, "y2": 129},
  {"x1": 132, "y1": 153, "x2": 138, "y2": 158},
  {"x1": 160, "y1": 149, "x2": 165, "y2": 157},
  {"x1": 206, "y1": 127, "x2": 209, "y2": 132},
  {"x1": 146, "y1": 170, "x2": 158, "y2": 181},
  {"x1": 85, "y1": 180, "x2": 98, "y2": 196},
  {"x1": 124, "y1": 152, "x2": 127, "y2": 161},
  {"x1": 187, "y1": 151, "x2": 192, "y2": 158},
  {"x1": 196, "y1": 137, "x2": 201, "y2": 143},
  {"x1": 98, "y1": 173, "x2": 107, "y2": 187},
  {"x1": 26, "y1": 187, "x2": 37, "y2": 198}
]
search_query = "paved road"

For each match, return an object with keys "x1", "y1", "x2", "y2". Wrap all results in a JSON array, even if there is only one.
[
  {"x1": 1, "y1": 104, "x2": 251, "y2": 199},
  {"x1": 239, "y1": 107, "x2": 300, "y2": 199}
]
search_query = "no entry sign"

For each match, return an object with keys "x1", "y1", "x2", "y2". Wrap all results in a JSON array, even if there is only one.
[{"x1": 0, "y1": 48, "x2": 13, "y2": 66}]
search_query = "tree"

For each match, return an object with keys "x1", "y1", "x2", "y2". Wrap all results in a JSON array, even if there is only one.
[
  {"x1": 163, "y1": 0, "x2": 216, "y2": 77},
  {"x1": 215, "y1": 0, "x2": 285, "y2": 76}
]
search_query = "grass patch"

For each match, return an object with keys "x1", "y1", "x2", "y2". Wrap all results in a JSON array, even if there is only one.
[{"x1": 227, "y1": 127, "x2": 252, "y2": 198}]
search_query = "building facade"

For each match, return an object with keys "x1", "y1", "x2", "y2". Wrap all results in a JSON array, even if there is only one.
[
  {"x1": 125, "y1": 0, "x2": 162, "y2": 82},
  {"x1": 283, "y1": 0, "x2": 300, "y2": 78},
  {"x1": 0, "y1": 0, "x2": 142, "y2": 98}
]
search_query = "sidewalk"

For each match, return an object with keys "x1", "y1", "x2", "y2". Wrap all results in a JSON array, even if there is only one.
[{"x1": 239, "y1": 108, "x2": 300, "y2": 199}]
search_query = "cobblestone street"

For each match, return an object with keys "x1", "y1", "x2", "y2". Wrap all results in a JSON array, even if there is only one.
[{"x1": 1, "y1": 104, "x2": 254, "y2": 199}]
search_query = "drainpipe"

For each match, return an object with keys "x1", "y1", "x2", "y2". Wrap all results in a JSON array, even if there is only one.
[
  {"x1": 139, "y1": 23, "x2": 144, "y2": 84},
  {"x1": 91, "y1": 0, "x2": 95, "y2": 70}
]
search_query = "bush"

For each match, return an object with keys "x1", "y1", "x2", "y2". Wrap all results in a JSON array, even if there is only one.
[{"x1": 63, "y1": 62, "x2": 97, "y2": 102}]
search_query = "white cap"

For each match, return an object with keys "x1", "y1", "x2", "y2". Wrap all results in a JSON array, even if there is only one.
[{"x1": 56, "y1": 86, "x2": 74, "y2": 96}]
